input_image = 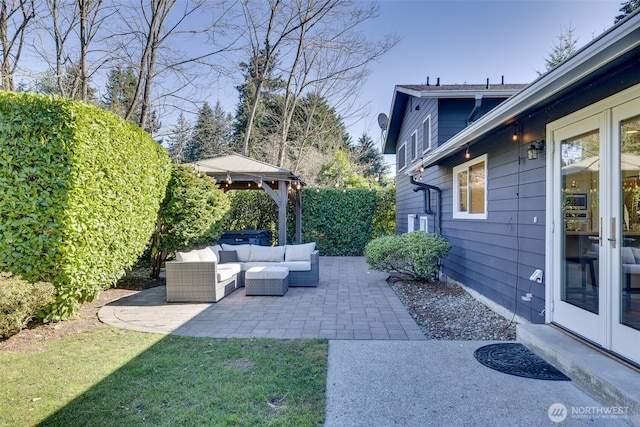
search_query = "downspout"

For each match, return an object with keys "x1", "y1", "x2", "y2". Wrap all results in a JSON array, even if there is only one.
[
  {"x1": 409, "y1": 175, "x2": 442, "y2": 235},
  {"x1": 467, "y1": 95, "x2": 483, "y2": 126}
]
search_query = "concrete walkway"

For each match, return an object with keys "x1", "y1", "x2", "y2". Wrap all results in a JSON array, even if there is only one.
[{"x1": 99, "y1": 257, "x2": 632, "y2": 427}]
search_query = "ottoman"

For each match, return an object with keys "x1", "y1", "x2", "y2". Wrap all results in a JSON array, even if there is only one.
[{"x1": 245, "y1": 266, "x2": 289, "y2": 296}]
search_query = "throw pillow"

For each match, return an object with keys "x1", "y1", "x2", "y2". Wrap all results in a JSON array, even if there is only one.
[
  {"x1": 218, "y1": 250, "x2": 239, "y2": 264},
  {"x1": 285, "y1": 242, "x2": 316, "y2": 261},
  {"x1": 221, "y1": 243, "x2": 251, "y2": 262}
]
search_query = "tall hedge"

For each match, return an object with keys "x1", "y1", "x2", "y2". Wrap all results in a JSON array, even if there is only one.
[
  {"x1": 303, "y1": 188, "x2": 377, "y2": 256},
  {"x1": 0, "y1": 92, "x2": 170, "y2": 321}
]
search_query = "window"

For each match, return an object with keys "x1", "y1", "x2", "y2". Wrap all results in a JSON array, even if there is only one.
[
  {"x1": 422, "y1": 116, "x2": 432, "y2": 152},
  {"x1": 407, "y1": 214, "x2": 416, "y2": 232},
  {"x1": 453, "y1": 154, "x2": 487, "y2": 219},
  {"x1": 410, "y1": 131, "x2": 418, "y2": 160},
  {"x1": 398, "y1": 143, "x2": 407, "y2": 171}
]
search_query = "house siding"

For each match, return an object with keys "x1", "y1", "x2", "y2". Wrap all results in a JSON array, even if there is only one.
[
  {"x1": 437, "y1": 98, "x2": 509, "y2": 145},
  {"x1": 392, "y1": 50, "x2": 640, "y2": 323},
  {"x1": 396, "y1": 123, "x2": 547, "y2": 323}
]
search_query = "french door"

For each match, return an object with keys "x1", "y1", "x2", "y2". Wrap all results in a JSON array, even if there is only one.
[{"x1": 549, "y1": 86, "x2": 640, "y2": 366}]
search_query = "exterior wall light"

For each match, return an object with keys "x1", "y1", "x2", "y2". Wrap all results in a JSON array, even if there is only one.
[{"x1": 527, "y1": 140, "x2": 545, "y2": 160}]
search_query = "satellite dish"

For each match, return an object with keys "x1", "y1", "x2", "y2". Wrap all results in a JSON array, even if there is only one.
[{"x1": 377, "y1": 113, "x2": 388, "y2": 131}]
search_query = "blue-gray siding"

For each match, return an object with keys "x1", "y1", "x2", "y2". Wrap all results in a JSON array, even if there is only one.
[{"x1": 392, "y1": 43, "x2": 640, "y2": 324}]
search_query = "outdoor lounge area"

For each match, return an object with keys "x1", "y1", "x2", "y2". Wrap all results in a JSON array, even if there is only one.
[
  {"x1": 100, "y1": 256, "x2": 425, "y2": 340},
  {"x1": 165, "y1": 242, "x2": 320, "y2": 303}
]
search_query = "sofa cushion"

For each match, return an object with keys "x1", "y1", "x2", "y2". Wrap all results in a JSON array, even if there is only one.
[
  {"x1": 278, "y1": 261, "x2": 311, "y2": 271},
  {"x1": 176, "y1": 250, "x2": 200, "y2": 262},
  {"x1": 222, "y1": 244, "x2": 251, "y2": 262},
  {"x1": 249, "y1": 244, "x2": 286, "y2": 262},
  {"x1": 632, "y1": 247, "x2": 640, "y2": 263},
  {"x1": 218, "y1": 263, "x2": 241, "y2": 275},
  {"x1": 217, "y1": 268, "x2": 235, "y2": 282},
  {"x1": 196, "y1": 247, "x2": 217, "y2": 262},
  {"x1": 285, "y1": 243, "x2": 316, "y2": 261},
  {"x1": 241, "y1": 261, "x2": 278, "y2": 270},
  {"x1": 245, "y1": 266, "x2": 289, "y2": 280},
  {"x1": 219, "y1": 250, "x2": 238, "y2": 264}
]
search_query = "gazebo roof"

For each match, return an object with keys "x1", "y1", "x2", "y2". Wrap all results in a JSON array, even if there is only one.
[
  {"x1": 191, "y1": 153, "x2": 304, "y2": 186},
  {"x1": 187, "y1": 153, "x2": 304, "y2": 245}
]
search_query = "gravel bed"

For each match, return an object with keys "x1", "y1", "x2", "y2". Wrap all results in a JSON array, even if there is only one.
[{"x1": 389, "y1": 278, "x2": 517, "y2": 340}]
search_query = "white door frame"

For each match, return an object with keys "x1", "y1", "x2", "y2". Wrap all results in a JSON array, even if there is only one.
[{"x1": 546, "y1": 83, "x2": 640, "y2": 365}]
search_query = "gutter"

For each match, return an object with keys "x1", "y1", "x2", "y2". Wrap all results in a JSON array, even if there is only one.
[{"x1": 409, "y1": 175, "x2": 442, "y2": 235}]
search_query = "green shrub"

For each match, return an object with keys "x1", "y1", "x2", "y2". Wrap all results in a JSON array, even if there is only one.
[
  {"x1": 0, "y1": 272, "x2": 55, "y2": 338},
  {"x1": 303, "y1": 188, "x2": 377, "y2": 255},
  {"x1": 0, "y1": 92, "x2": 170, "y2": 321},
  {"x1": 150, "y1": 165, "x2": 230, "y2": 277},
  {"x1": 365, "y1": 231, "x2": 451, "y2": 282},
  {"x1": 372, "y1": 184, "x2": 396, "y2": 238}
]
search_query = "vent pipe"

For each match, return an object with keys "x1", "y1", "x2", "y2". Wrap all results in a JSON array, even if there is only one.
[{"x1": 409, "y1": 175, "x2": 442, "y2": 235}]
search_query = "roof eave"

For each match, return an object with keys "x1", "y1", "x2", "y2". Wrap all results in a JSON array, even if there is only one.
[
  {"x1": 384, "y1": 86, "x2": 524, "y2": 154},
  {"x1": 405, "y1": 13, "x2": 640, "y2": 174}
]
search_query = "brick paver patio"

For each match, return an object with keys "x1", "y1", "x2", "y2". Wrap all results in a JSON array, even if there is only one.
[{"x1": 99, "y1": 256, "x2": 426, "y2": 340}]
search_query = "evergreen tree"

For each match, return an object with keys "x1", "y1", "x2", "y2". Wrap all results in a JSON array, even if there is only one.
[
  {"x1": 615, "y1": 0, "x2": 640, "y2": 23},
  {"x1": 34, "y1": 65, "x2": 97, "y2": 101},
  {"x1": 103, "y1": 66, "x2": 139, "y2": 117},
  {"x1": 351, "y1": 133, "x2": 389, "y2": 179},
  {"x1": 102, "y1": 65, "x2": 160, "y2": 134},
  {"x1": 537, "y1": 26, "x2": 578, "y2": 76},
  {"x1": 183, "y1": 101, "x2": 232, "y2": 162},
  {"x1": 166, "y1": 113, "x2": 192, "y2": 163},
  {"x1": 232, "y1": 50, "x2": 284, "y2": 157}
]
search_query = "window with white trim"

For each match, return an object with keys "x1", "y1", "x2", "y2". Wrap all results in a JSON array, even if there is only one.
[
  {"x1": 407, "y1": 214, "x2": 416, "y2": 232},
  {"x1": 398, "y1": 143, "x2": 406, "y2": 171},
  {"x1": 422, "y1": 116, "x2": 432, "y2": 153},
  {"x1": 453, "y1": 154, "x2": 488, "y2": 219},
  {"x1": 410, "y1": 131, "x2": 418, "y2": 160}
]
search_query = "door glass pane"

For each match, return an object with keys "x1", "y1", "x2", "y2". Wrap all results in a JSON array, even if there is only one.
[
  {"x1": 561, "y1": 131, "x2": 599, "y2": 314},
  {"x1": 620, "y1": 115, "x2": 640, "y2": 331}
]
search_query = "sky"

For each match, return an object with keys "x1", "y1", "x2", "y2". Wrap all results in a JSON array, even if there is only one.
[{"x1": 348, "y1": 0, "x2": 623, "y2": 153}]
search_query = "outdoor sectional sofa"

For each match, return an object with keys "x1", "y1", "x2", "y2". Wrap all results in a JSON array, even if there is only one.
[{"x1": 165, "y1": 242, "x2": 319, "y2": 303}]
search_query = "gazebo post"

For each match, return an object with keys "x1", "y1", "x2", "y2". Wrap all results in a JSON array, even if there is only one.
[
  {"x1": 278, "y1": 180, "x2": 288, "y2": 245},
  {"x1": 295, "y1": 188, "x2": 302, "y2": 244}
]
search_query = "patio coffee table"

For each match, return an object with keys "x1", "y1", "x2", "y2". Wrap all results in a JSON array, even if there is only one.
[{"x1": 245, "y1": 266, "x2": 289, "y2": 296}]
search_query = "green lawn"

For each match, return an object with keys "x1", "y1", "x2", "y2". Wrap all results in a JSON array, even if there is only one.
[{"x1": 0, "y1": 326, "x2": 327, "y2": 426}]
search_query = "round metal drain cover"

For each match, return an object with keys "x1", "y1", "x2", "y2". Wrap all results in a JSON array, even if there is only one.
[{"x1": 474, "y1": 343, "x2": 570, "y2": 381}]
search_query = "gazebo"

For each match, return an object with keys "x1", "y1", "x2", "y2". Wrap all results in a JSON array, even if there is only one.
[{"x1": 190, "y1": 153, "x2": 304, "y2": 245}]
